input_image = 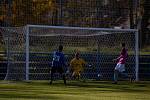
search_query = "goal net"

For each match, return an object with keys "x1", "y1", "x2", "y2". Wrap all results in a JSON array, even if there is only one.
[{"x1": 1, "y1": 25, "x2": 139, "y2": 81}]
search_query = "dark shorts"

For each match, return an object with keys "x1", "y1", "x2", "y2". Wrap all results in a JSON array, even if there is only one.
[{"x1": 51, "y1": 66, "x2": 64, "y2": 74}]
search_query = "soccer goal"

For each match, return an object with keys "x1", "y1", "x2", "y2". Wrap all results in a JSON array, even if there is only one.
[{"x1": 1, "y1": 25, "x2": 139, "y2": 81}]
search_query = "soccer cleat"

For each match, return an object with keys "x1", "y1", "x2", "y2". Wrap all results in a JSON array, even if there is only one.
[
  {"x1": 64, "y1": 80, "x2": 67, "y2": 85},
  {"x1": 50, "y1": 81, "x2": 52, "y2": 85},
  {"x1": 130, "y1": 75, "x2": 134, "y2": 83},
  {"x1": 63, "y1": 76, "x2": 67, "y2": 85},
  {"x1": 112, "y1": 82, "x2": 118, "y2": 84}
]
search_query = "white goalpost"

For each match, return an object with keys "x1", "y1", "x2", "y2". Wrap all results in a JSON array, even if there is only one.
[{"x1": 1, "y1": 25, "x2": 139, "y2": 81}]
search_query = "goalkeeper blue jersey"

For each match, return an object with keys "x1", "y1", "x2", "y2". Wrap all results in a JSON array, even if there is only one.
[{"x1": 52, "y1": 51, "x2": 65, "y2": 67}]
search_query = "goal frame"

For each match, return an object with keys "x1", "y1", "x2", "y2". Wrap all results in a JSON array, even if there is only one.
[{"x1": 24, "y1": 24, "x2": 139, "y2": 81}]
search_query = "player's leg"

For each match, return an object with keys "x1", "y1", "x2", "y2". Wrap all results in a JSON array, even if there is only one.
[
  {"x1": 72, "y1": 70, "x2": 79, "y2": 80},
  {"x1": 50, "y1": 67, "x2": 56, "y2": 84},
  {"x1": 75, "y1": 71, "x2": 80, "y2": 80},
  {"x1": 113, "y1": 64, "x2": 122, "y2": 84},
  {"x1": 120, "y1": 71, "x2": 129, "y2": 78},
  {"x1": 120, "y1": 71, "x2": 134, "y2": 82},
  {"x1": 71, "y1": 71, "x2": 76, "y2": 80},
  {"x1": 65, "y1": 67, "x2": 71, "y2": 80},
  {"x1": 59, "y1": 67, "x2": 66, "y2": 85},
  {"x1": 77, "y1": 75, "x2": 79, "y2": 80},
  {"x1": 76, "y1": 72, "x2": 80, "y2": 80},
  {"x1": 117, "y1": 64, "x2": 133, "y2": 82},
  {"x1": 113, "y1": 69, "x2": 119, "y2": 84}
]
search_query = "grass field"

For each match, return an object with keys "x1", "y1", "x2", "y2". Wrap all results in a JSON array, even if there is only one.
[{"x1": 0, "y1": 80, "x2": 150, "y2": 100}]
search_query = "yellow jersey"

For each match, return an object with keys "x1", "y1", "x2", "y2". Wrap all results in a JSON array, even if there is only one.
[{"x1": 70, "y1": 58, "x2": 86, "y2": 72}]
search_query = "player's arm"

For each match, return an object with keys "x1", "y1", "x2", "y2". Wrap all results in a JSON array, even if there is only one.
[
  {"x1": 113, "y1": 57, "x2": 121, "y2": 62},
  {"x1": 81, "y1": 59, "x2": 92, "y2": 67},
  {"x1": 61, "y1": 53, "x2": 67, "y2": 67},
  {"x1": 81, "y1": 59, "x2": 86, "y2": 66},
  {"x1": 51, "y1": 51, "x2": 56, "y2": 67},
  {"x1": 113, "y1": 49, "x2": 124, "y2": 62}
]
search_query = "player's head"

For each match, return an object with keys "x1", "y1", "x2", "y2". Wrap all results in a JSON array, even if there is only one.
[
  {"x1": 58, "y1": 45, "x2": 63, "y2": 51},
  {"x1": 122, "y1": 43, "x2": 125, "y2": 47},
  {"x1": 75, "y1": 52, "x2": 80, "y2": 59}
]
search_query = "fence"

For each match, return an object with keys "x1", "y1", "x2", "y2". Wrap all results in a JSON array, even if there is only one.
[{"x1": 0, "y1": 52, "x2": 149, "y2": 80}]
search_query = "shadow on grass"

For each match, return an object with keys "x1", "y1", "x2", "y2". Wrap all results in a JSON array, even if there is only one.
[
  {"x1": 1, "y1": 80, "x2": 150, "y2": 94},
  {"x1": 0, "y1": 93, "x2": 60, "y2": 100},
  {"x1": 65, "y1": 81, "x2": 150, "y2": 93}
]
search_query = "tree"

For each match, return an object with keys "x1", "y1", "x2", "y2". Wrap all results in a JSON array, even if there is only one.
[
  {"x1": 0, "y1": 0, "x2": 138, "y2": 29},
  {"x1": 11, "y1": 0, "x2": 56, "y2": 26},
  {"x1": 141, "y1": 0, "x2": 150, "y2": 46},
  {"x1": 62, "y1": 0, "x2": 130, "y2": 28}
]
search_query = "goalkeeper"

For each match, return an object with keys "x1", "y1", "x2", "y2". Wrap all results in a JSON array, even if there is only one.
[{"x1": 69, "y1": 52, "x2": 86, "y2": 80}]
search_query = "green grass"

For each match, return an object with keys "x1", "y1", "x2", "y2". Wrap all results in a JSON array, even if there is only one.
[
  {"x1": 140, "y1": 46, "x2": 150, "y2": 55},
  {"x1": 0, "y1": 80, "x2": 150, "y2": 100}
]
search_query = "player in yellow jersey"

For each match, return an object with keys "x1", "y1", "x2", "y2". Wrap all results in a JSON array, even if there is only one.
[{"x1": 70, "y1": 52, "x2": 86, "y2": 80}]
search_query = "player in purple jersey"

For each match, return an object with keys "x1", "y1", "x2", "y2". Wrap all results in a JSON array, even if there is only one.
[
  {"x1": 112, "y1": 43, "x2": 133, "y2": 84},
  {"x1": 50, "y1": 45, "x2": 67, "y2": 85}
]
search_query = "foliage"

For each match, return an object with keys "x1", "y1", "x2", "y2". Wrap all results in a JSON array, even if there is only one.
[
  {"x1": 0, "y1": 0, "x2": 130, "y2": 27},
  {"x1": 11, "y1": 0, "x2": 56, "y2": 26}
]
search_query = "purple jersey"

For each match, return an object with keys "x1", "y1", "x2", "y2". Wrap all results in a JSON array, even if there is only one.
[{"x1": 117, "y1": 48, "x2": 128, "y2": 64}]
